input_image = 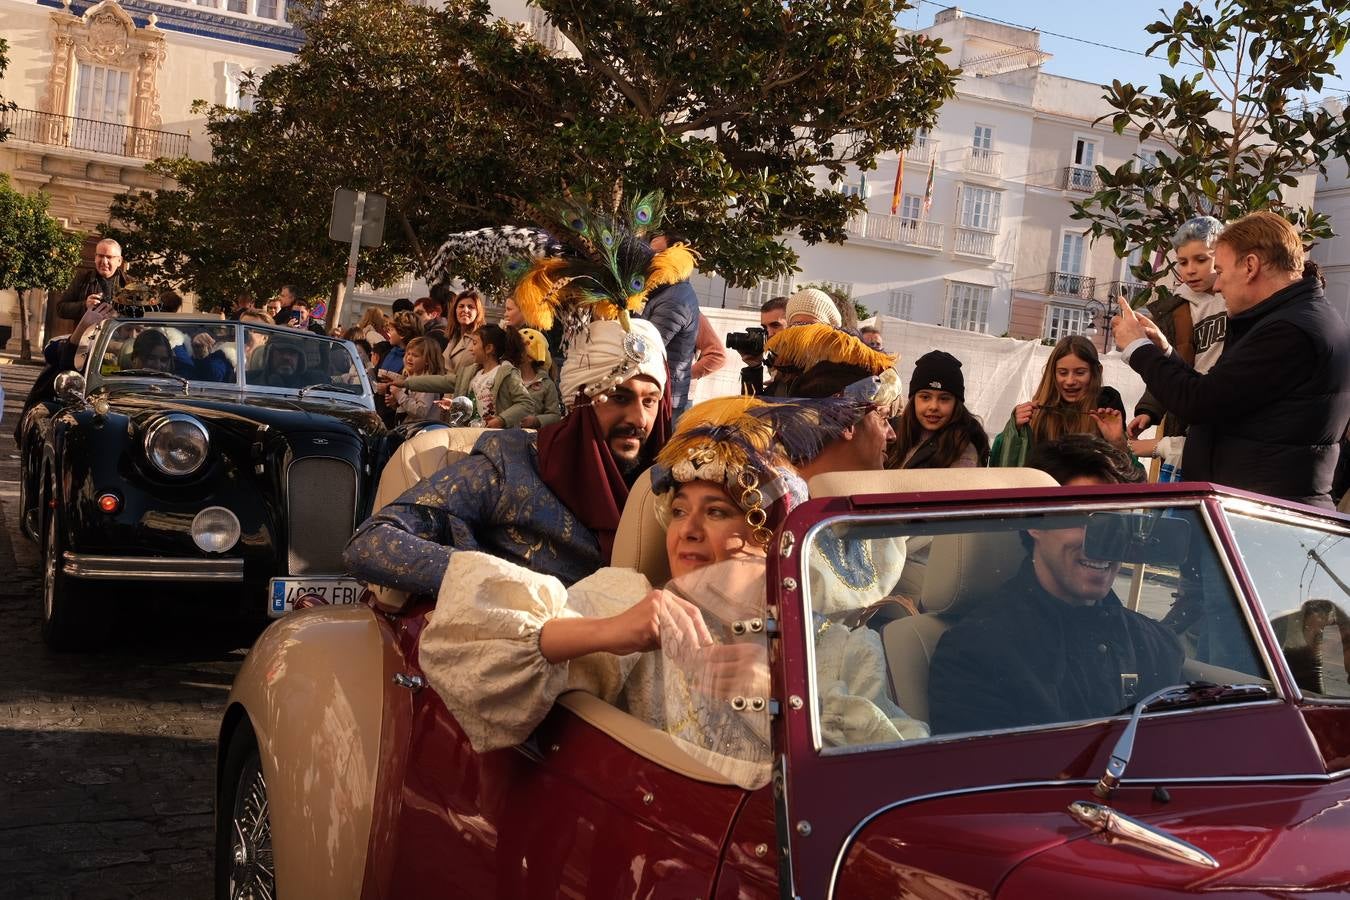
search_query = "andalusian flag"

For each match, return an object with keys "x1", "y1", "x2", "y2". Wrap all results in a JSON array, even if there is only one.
[
  {"x1": 922, "y1": 157, "x2": 936, "y2": 216},
  {"x1": 890, "y1": 156, "x2": 904, "y2": 215}
]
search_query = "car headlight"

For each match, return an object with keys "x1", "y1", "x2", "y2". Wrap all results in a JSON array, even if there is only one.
[
  {"x1": 144, "y1": 414, "x2": 210, "y2": 476},
  {"x1": 192, "y1": 506, "x2": 241, "y2": 553}
]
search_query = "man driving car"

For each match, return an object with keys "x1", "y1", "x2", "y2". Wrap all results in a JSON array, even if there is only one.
[{"x1": 927, "y1": 435, "x2": 1184, "y2": 735}]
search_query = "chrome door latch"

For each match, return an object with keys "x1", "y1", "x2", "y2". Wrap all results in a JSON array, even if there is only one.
[{"x1": 392, "y1": 673, "x2": 426, "y2": 692}]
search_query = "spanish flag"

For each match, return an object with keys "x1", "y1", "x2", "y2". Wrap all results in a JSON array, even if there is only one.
[{"x1": 890, "y1": 156, "x2": 904, "y2": 215}]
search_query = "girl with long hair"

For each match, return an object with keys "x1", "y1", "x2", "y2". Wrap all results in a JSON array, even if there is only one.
[
  {"x1": 888, "y1": 351, "x2": 989, "y2": 468},
  {"x1": 387, "y1": 336, "x2": 445, "y2": 424},
  {"x1": 993, "y1": 335, "x2": 1126, "y2": 465},
  {"x1": 444, "y1": 289, "x2": 486, "y2": 376}
]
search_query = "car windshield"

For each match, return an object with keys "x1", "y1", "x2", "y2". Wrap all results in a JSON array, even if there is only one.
[
  {"x1": 1223, "y1": 507, "x2": 1350, "y2": 701},
  {"x1": 801, "y1": 503, "x2": 1273, "y2": 753},
  {"x1": 242, "y1": 326, "x2": 367, "y2": 396},
  {"x1": 99, "y1": 322, "x2": 240, "y2": 386}
]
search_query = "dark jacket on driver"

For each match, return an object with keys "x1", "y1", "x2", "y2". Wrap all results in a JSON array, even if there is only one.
[{"x1": 928, "y1": 562, "x2": 1183, "y2": 736}]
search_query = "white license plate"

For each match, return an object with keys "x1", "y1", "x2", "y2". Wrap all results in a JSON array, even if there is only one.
[{"x1": 268, "y1": 577, "x2": 364, "y2": 618}]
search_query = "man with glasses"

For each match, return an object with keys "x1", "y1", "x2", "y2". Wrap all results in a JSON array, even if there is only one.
[{"x1": 58, "y1": 239, "x2": 126, "y2": 321}]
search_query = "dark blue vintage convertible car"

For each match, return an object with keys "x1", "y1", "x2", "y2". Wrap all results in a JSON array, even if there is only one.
[{"x1": 17, "y1": 315, "x2": 402, "y2": 649}]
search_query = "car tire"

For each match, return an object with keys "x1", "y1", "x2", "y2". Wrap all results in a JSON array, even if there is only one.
[
  {"x1": 40, "y1": 511, "x2": 101, "y2": 651},
  {"x1": 216, "y1": 721, "x2": 276, "y2": 900}
]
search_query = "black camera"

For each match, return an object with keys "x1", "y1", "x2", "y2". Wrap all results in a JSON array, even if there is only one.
[{"x1": 726, "y1": 325, "x2": 767, "y2": 357}]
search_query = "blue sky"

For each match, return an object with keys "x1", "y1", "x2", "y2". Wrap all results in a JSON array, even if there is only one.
[{"x1": 900, "y1": 1, "x2": 1350, "y2": 104}]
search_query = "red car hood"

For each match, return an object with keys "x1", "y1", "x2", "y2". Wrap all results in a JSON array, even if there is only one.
[{"x1": 833, "y1": 783, "x2": 1350, "y2": 898}]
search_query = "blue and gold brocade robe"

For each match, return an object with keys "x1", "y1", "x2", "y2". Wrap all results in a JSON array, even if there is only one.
[{"x1": 342, "y1": 430, "x2": 602, "y2": 597}]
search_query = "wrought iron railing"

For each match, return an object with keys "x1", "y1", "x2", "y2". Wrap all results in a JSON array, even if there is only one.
[
  {"x1": 1045, "y1": 271, "x2": 1096, "y2": 298},
  {"x1": 0, "y1": 106, "x2": 189, "y2": 160},
  {"x1": 1061, "y1": 165, "x2": 1101, "y2": 192},
  {"x1": 1105, "y1": 280, "x2": 1150, "y2": 305}
]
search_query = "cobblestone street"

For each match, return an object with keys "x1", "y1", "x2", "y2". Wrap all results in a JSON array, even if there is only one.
[{"x1": 0, "y1": 357, "x2": 252, "y2": 899}]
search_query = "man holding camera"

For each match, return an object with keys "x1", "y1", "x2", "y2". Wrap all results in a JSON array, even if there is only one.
[{"x1": 732, "y1": 296, "x2": 788, "y2": 395}]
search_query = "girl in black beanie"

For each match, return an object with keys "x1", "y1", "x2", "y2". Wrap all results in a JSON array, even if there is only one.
[{"x1": 888, "y1": 350, "x2": 990, "y2": 468}]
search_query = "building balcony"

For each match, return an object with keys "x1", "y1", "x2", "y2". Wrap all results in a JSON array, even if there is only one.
[
  {"x1": 952, "y1": 227, "x2": 996, "y2": 258},
  {"x1": 1061, "y1": 165, "x2": 1101, "y2": 192},
  {"x1": 964, "y1": 147, "x2": 1002, "y2": 176},
  {"x1": 1045, "y1": 271, "x2": 1097, "y2": 298},
  {"x1": 845, "y1": 212, "x2": 944, "y2": 251},
  {"x1": 1105, "y1": 280, "x2": 1150, "y2": 305},
  {"x1": 1, "y1": 106, "x2": 189, "y2": 161},
  {"x1": 905, "y1": 138, "x2": 938, "y2": 165}
]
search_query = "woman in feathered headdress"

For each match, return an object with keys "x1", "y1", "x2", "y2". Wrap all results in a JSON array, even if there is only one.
[{"x1": 419, "y1": 394, "x2": 927, "y2": 791}]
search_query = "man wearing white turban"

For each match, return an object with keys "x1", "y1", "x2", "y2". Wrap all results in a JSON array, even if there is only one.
[{"x1": 343, "y1": 317, "x2": 670, "y2": 597}]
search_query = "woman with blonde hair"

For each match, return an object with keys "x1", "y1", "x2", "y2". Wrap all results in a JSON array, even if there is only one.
[
  {"x1": 444, "y1": 289, "x2": 486, "y2": 377},
  {"x1": 992, "y1": 335, "x2": 1126, "y2": 465}
]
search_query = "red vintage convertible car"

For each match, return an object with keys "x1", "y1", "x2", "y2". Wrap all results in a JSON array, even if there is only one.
[{"x1": 215, "y1": 432, "x2": 1350, "y2": 898}]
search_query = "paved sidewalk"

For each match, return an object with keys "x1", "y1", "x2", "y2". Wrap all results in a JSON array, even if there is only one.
[{"x1": 0, "y1": 356, "x2": 250, "y2": 899}]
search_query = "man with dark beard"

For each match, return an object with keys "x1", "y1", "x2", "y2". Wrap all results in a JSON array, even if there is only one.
[{"x1": 344, "y1": 318, "x2": 669, "y2": 596}]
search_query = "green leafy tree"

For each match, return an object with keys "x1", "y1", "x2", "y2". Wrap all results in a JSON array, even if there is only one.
[
  {"x1": 1, "y1": 37, "x2": 15, "y2": 141},
  {"x1": 1071, "y1": 0, "x2": 1349, "y2": 303},
  {"x1": 109, "y1": 0, "x2": 956, "y2": 311},
  {"x1": 0, "y1": 177, "x2": 84, "y2": 360}
]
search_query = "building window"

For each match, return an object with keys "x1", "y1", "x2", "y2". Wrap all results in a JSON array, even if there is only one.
[
  {"x1": 748, "y1": 274, "x2": 793, "y2": 308},
  {"x1": 900, "y1": 193, "x2": 923, "y2": 222},
  {"x1": 959, "y1": 185, "x2": 1001, "y2": 231},
  {"x1": 1135, "y1": 148, "x2": 1158, "y2": 171},
  {"x1": 1059, "y1": 231, "x2": 1086, "y2": 274},
  {"x1": 1044, "y1": 304, "x2": 1090, "y2": 341},
  {"x1": 945, "y1": 282, "x2": 991, "y2": 333},
  {"x1": 197, "y1": 0, "x2": 219, "y2": 7},
  {"x1": 72, "y1": 64, "x2": 131, "y2": 153},
  {"x1": 223, "y1": 63, "x2": 257, "y2": 112},
  {"x1": 226, "y1": 0, "x2": 248, "y2": 12},
  {"x1": 887, "y1": 289, "x2": 914, "y2": 320},
  {"x1": 973, "y1": 124, "x2": 993, "y2": 152},
  {"x1": 256, "y1": 0, "x2": 280, "y2": 17},
  {"x1": 841, "y1": 181, "x2": 870, "y2": 200},
  {"x1": 1073, "y1": 137, "x2": 1097, "y2": 168}
]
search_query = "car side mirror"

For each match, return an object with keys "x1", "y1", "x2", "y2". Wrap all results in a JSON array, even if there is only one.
[
  {"x1": 54, "y1": 371, "x2": 87, "y2": 404},
  {"x1": 443, "y1": 395, "x2": 474, "y2": 426},
  {"x1": 1083, "y1": 511, "x2": 1190, "y2": 566}
]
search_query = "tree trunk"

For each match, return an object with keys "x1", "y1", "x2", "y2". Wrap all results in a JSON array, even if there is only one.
[{"x1": 18, "y1": 288, "x2": 32, "y2": 362}]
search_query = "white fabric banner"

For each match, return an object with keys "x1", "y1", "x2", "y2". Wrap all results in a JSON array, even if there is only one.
[{"x1": 689, "y1": 311, "x2": 1148, "y2": 437}]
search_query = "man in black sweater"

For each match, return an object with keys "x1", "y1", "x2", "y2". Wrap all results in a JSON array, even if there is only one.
[
  {"x1": 1114, "y1": 211, "x2": 1350, "y2": 509},
  {"x1": 57, "y1": 239, "x2": 126, "y2": 320}
]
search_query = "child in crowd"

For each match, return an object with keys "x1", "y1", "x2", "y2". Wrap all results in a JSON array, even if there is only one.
[
  {"x1": 386, "y1": 336, "x2": 445, "y2": 424},
  {"x1": 889, "y1": 351, "x2": 989, "y2": 468},
  {"x1": 993, "y1": 335, "x2": 1126, "y2": 465},
  {"x1": 1127, "y1": 216, "x2": 1229, "y2": 479},
  {"x1": 513, "y1": 327, "x2": 564, "y2": 428},
  {"x1": 457, "y1": 324, "x2": 531, "y2": 428}
]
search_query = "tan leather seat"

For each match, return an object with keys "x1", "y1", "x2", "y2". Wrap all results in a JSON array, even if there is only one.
[
  {"x1": 609, "y1": 469, "x2": 670, "y2": 586},
  {"x1": 807, "y1": 468, "x2": 1058, "y2": 724},
  {"x1": 367, "y1": 428, "x2": 488, "y2": 612}
]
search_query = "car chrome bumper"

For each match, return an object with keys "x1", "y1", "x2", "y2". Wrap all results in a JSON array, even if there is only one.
[{"x1": 62, "y1": 553, "x2": 245, "y2": 581}]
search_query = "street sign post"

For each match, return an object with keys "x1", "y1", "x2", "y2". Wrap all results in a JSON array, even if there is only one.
[{"x1": 328, "y1": 189, "x2": 387, "y2": 328}]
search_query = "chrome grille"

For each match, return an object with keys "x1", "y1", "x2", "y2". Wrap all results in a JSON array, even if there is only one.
[{"x1": 286, "y1": 457, "x2": 357, "y2": 575}]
